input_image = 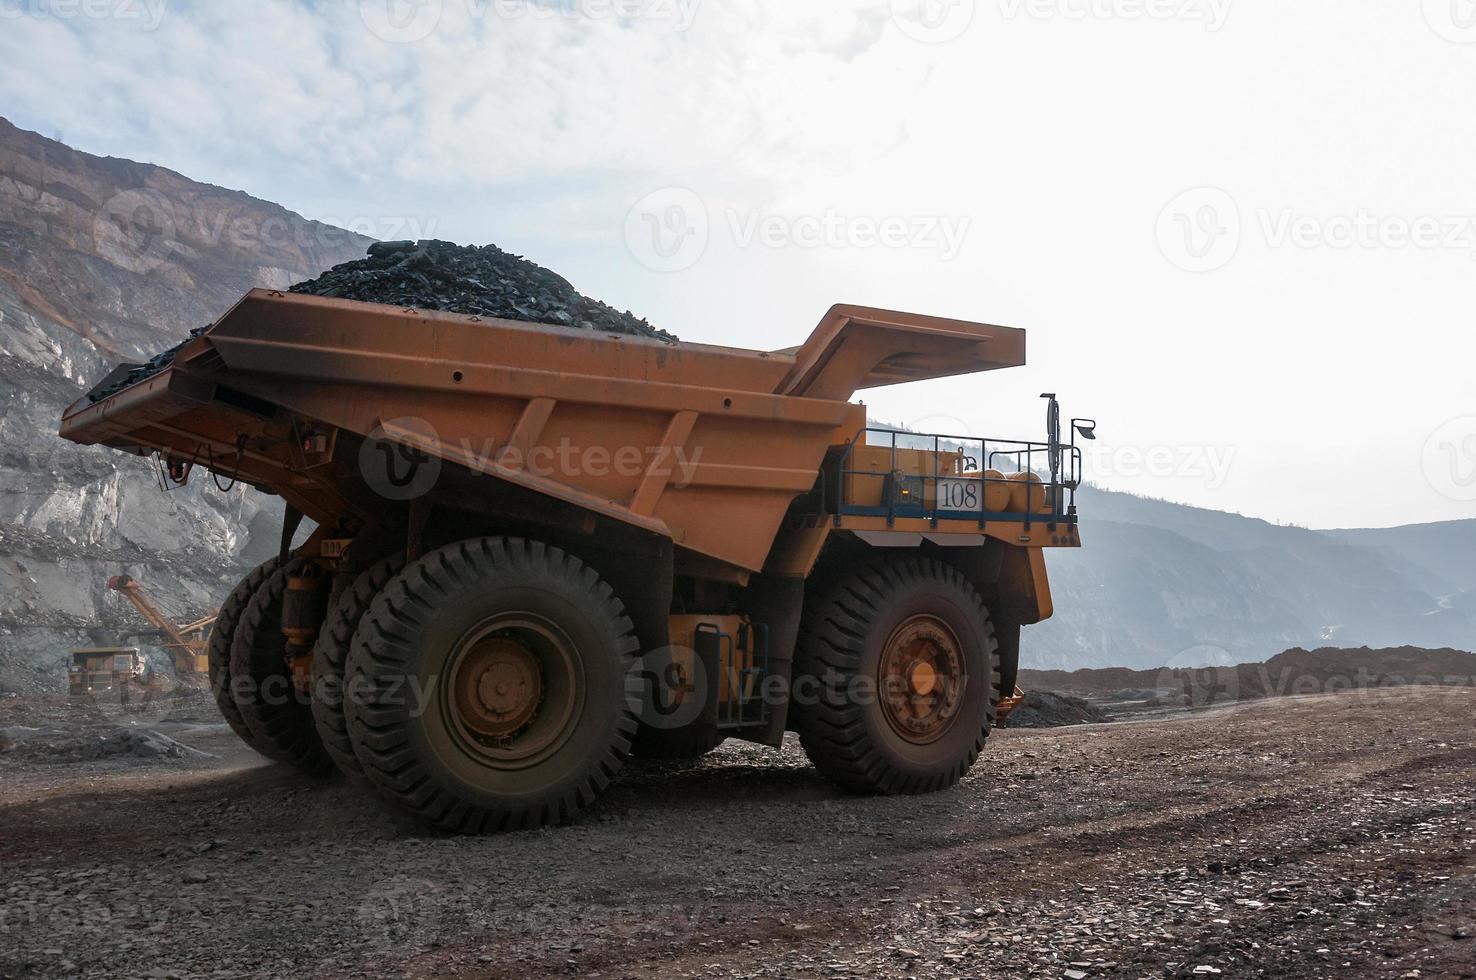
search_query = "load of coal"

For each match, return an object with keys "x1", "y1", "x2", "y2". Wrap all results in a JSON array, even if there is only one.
[
  {"x1": 85, "y1": 326, "x2": 208, "y2": 403},
  {"x1": 288, "y1": 240, "x2": 674, "y2": 341},
  {"x1": 88, "y1": 239, "x2": 671, "y2": 403}
]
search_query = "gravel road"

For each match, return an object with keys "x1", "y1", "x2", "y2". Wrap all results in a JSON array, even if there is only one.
[{"x1": 1, "y1": 687, "x2": 1472, "y2": 979}]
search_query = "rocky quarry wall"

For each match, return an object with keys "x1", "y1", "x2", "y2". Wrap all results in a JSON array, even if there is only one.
[{"x1": 0, "y1": 118, "x2": 369, "y2": 694}]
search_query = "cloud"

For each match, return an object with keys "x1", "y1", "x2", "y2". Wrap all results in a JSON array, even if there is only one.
[{"x1": 0, "y1": 1, "x2": 940, "y2": 204}]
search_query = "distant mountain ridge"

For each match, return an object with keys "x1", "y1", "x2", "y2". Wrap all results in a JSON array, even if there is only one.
[
  {"x1": 1020, "y1": 645, "x2": 1476, "y2": 699},
  {"x1": 1028, "y1": 485, "x2": 1474, "y2": 670}
]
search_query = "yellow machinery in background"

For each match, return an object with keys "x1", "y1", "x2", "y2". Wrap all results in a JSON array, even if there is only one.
[
  {"x1": 68, "y1": 646, "x2": 145, "y2": 697},
  {"x1": 107, "y1": 575, "x2": 216, "y2": 676}
]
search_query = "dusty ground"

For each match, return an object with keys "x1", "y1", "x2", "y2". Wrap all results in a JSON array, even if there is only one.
[{"x1": 1, "y1": 687, "x2": 1472, "y2": 980}]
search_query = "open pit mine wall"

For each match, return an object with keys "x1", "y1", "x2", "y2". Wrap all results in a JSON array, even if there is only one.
[{"x1": 0, "y1": 117, "x2": 370, "y2": 693}]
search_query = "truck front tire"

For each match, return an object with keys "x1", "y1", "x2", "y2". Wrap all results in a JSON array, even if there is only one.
[
  {"x1": 791, "y1": 557, "x2": 999, "y2": 794},
  {"x1": 344, "y1": 537, "x2": 640, "y2": 832}
]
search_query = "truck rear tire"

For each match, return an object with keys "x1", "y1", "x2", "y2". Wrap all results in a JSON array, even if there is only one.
[
  {"x1": 311, "y1": 554, "x2": 405, "y2": 777},
  {"x1": 344, "y1": 537, "x2": 640, "y2": 832},
  {"x1": 207, "y1": 555, "x2": 286, "y2": 752},
  {"x1": 791, "y1": 557, "x2": 999, "y2": 794},
  {"x1": 230, "y1": 559, "x2": 333, "y2": 774}
]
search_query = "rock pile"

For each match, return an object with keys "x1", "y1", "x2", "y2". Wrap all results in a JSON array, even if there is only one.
[
  {"x1": 0, "y1": 725, "x2": 208, "y2": 763},
  {"x1": 88, "y1": 239, "x2": 671, "y2": 403},
  {"x1": 85, "y1": 326, "x2": 208, "y2": 403},
  {"x1": 288, "y1": 240, "x2": 672, "y2": 340},
  {"x1": 1003, "y1": 690, "x2": 1110, "y2": 728}
]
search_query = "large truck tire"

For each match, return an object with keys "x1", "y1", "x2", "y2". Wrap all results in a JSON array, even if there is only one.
[
  {"x1": 230, "y1": 559, "x2": 333, "y2": 774},
  {"x1": 344, "y1": 537, "x2": 640, "y2": 832},
  {"x1": 791, "y1": 557, "x2": 999, "y2": 794},
  {"x1": 207, "y1": 554, "x2": 287, "y2": 752},
  {"x1": 311, "y1": 554, "x2": 405, "y2": 777}
]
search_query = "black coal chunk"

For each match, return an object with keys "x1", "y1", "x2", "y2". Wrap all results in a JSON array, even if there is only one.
[
  {"x1": 288, "y1": 240, "x2": 673, "y2": 342},
  {"x1": 85, "y1": 325, "x2": 209, "y2": 402},
  {"x1": 87, "y1": 240, "x2": 672, "y2": 402}
]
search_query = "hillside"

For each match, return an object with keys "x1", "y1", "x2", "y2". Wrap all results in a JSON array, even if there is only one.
[
  {"x1": 1327, "y1": 521, "x2": 1476, "y2": 594},
  {"x1": 0, "y1": 117, "x2": 370, "y2": 693},
  {"x1": 1020, "y1": 645, "x2": 1476, "y2": 701},
  {"x1": 1029, "y1": 488, "x2": 1476, "y2": 669}
]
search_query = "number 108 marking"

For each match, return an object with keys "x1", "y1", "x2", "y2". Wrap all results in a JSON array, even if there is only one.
[{"x1": 938, "y1": 478, "x2": 982, "y2": 511}]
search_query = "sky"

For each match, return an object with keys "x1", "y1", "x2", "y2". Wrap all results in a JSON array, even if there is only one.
[{"x1": 2, "y1": 0, "x2": 1475, "y2": 529}]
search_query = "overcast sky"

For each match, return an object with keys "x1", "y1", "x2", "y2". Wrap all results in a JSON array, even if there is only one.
[{"x1": 3, "y1": 0, "x2": 1474, "y2": 529}]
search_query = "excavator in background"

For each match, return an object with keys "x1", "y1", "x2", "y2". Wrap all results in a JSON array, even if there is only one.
[
  {"x1": 69, "y1": 577, "x2": 217, "y2": 696},
  {"x1": 105, "y1": 575, "x2": 217, "y2": 677}
]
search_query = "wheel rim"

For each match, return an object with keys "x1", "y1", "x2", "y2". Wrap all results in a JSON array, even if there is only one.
[
  {"x1": 442, "y1": 614, "x2": 582, "y2": 769},
  {"x1": 877, "y1": 614, "x2": 965, "y2": 745}
]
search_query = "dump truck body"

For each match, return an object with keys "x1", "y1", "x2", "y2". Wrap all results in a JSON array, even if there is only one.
[
  {"x1": 62, "y1": 291, "x2": 1068, "y2": 571},
  {"x1": 68, "y1": 647, "x2": 145, "y2": 697},
  {"x1": 60, "y1": 291, "x2": 1086, "y2": 830}
]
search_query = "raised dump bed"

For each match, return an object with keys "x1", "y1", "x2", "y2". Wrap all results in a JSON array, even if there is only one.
[{"x1": 60, "y1": 291, "x2": 1088, "y2": 831}]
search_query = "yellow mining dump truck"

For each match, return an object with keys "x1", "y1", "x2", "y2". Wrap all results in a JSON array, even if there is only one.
[
  {"x1": 59, "y1": 292, "x2": 1089, "y2": 831},
  {"x1": 68, "y1": 647, "x2": 145, "y2": 697}
]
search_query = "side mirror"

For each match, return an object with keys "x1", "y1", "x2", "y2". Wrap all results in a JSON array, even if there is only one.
[{"x1": 1073, "y1": 420, "x2": 1097, "y2": 441}]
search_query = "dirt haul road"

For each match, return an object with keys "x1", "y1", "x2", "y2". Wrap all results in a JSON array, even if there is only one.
[{"x1": 1, "y1": 687, "x2": 1472, "y2": 980}]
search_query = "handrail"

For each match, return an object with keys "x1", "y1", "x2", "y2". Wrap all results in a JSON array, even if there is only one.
[{"x1": 834, "y1": 425, "x2": 1081, "y2": 529}]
